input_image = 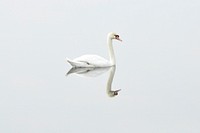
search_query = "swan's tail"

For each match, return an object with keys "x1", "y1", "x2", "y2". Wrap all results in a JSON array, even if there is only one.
[
  {"x1": 66, "y1": 58, "x2": 89, "y2": 67},
  {"x1": 66, "y1": 58, "x2": 78, "y2": 67}
]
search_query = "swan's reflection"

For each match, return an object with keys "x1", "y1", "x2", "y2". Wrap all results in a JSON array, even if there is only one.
[
  {"x1": 66, "y1": 67, "x2": 110, "y2": 77},
  {"x1": 66, "y1": 66, "x2": 121, "y2": 97},
  {"x1": 106, "y1": 66, "x2": 121, "y2": 97}
]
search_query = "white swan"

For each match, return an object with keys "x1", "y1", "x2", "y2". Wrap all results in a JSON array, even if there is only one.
[{"x1": 66, "y1": 32, "x2": 122, "y2": 67}]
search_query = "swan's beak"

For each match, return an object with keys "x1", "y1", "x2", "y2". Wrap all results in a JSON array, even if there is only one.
[
  {"x1": 114, "y1": 34, "x2": 122, "y2": 42},
  {"x1": 116, "y1": 37, "x2": 122, "y2": 42}
]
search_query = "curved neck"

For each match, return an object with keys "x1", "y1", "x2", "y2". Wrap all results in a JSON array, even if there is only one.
[
  {"x1": 107, "y1": 37, "x2": 115, "y2": 66},
  {"x1": 106, "y1": 66, "x2": 115, "y2": 97}
]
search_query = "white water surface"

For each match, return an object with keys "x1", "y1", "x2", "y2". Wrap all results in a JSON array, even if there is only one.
[{"x1": 0, "y1": 0, "x2": 200, "y2": 133}]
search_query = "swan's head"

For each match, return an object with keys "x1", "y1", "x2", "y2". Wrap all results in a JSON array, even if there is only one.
[
  {"x1": 108, "y1": 89, "x2": 121, "y2": 97},
  {"x1": 108, "y1": 32, "x2": 122, "y2": 41}
]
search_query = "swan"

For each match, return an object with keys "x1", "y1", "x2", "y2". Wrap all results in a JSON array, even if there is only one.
[{"x1": 66, "y1": 32, "x2": 122, "y2": 67}]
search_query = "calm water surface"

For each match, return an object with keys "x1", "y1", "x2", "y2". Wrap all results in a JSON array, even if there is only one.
[
  {"x1": 1, "y1": 0, "x2": 200, "y2": 132},
  {"x1": 1, "y1": 44, "x2": 200, "y2": 133}
]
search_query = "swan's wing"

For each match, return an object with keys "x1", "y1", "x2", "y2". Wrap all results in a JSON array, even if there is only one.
[{"x1": 74, "y1": 55, "x2": 111, "y2": 67}]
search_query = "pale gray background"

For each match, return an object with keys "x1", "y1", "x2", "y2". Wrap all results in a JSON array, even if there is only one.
[{"x1": 0, "y1": 0, "x2": 200, "y2": 133}]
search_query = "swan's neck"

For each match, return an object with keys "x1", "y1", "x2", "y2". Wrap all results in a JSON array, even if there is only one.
[
  {"x1": 107, "y1": 67, "x2": 115, "y2": 97},
  {"x1": 107, "y1": 38, "x2": 115, "y2": 66}
]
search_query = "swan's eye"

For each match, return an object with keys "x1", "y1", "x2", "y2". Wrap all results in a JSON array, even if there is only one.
[
  {"x1": 115, "y1": 35, "x2": 119, "y2": 38},
  {"x1": 114, "y1": 35, "x2": 119, "y2": 38}
]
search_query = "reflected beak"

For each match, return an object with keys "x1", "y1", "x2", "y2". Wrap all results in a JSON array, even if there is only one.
[{"x1": 114, "y1": 89, "x2": 121, "y2": 95}]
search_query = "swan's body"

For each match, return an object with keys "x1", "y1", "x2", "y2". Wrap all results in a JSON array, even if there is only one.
[
  {"x1": 66, "y1": 32, "x2": 122, "y2": 68},
  {"x1": 67, "y1": 55, "x2": 110, "y2": 67}
]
